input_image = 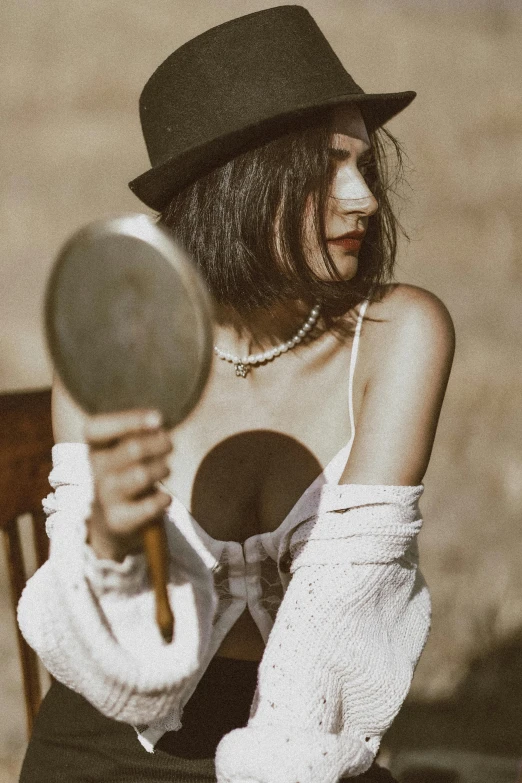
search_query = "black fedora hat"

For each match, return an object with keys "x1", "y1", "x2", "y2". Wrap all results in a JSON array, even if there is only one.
[{"x1": 128, "y1": 5, "x2": 415, "y2": 212}]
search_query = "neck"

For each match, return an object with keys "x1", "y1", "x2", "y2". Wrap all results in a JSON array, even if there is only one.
[{"x1": 213, "y1": 299, "x2": 317, "y2": 355}]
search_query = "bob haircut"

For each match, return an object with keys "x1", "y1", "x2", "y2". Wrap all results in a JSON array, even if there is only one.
[{"x1": 158, "y1": 108, "x2": 407, "y2": 329}]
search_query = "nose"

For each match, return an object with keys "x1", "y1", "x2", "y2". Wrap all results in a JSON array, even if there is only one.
[{"x1": 330, "y1": 168, "x2": 378, "y2": 218}]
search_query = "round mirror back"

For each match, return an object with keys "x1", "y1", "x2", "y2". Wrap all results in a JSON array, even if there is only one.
[{"x1": 45, "y1": 214, "x2": 214, "y2": 430}]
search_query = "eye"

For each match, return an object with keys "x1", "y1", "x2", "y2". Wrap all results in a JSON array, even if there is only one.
[
  {"x1": 328, "y1": 147, "x2": 376, "y2": 181},
  {"x1": 358, "y1": 153, "x2": 377, "y2": 185}
]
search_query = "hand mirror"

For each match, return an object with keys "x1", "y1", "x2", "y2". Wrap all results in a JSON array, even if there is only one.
[
  {"x1": 45, "y1": 213, "x2": 214, "y2": 430},
  {"x1": 44, "y1": 213, "x2": 215, "y2": 642}
]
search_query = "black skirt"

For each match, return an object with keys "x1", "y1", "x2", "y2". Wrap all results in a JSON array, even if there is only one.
[{"x1": 19, "y1": 655, "x2": 397, "y2": 782}]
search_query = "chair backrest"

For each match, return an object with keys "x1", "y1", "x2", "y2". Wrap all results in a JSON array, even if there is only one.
[{"x1": 0, "y1": 388, "x2": 54, "y2": 738}]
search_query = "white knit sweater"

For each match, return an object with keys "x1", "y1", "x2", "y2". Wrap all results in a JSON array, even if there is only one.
[
  {"x1": 216, "y1": 483, "x2": 431, "y2": 782},
  {"x1": 18, "y1": 446, "x2": 430, "y2": 782}
]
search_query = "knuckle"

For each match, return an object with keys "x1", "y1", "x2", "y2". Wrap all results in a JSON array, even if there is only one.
[
  {"x1": 159, "y1": 462, "x2": 170, "y2": 480},
  {"x1": 83, "y1": 416, "x2": 100, "y2": 440},
  {"x1": 159, "y1": 431, "x2": 173, "y2": 452},
  {"x1": 87, "y1": 444, "x2": 103, "y2": 468},
  {"x1": 99, "y1": 472, "x2": 118, "y2": 498},
  {"x1": 92, "y1": 455, "x2": 105, "y2": 475},
  {"x1": 126, "y1": 439, "x2": 142, "y2": 462},
  {"x1": 132, "y1": 464, "x2": 148, "y2": 487},
  {"x1": 98, "y1": 490, "x2": 171, "y2": 537},
  {"x1": 129, "y1": 496, "x2": 151, "y2": 523},
  {"x1": 142, "y1": 496, "x2": 158, "y2": 517},
  {"x1": 158, "y1": 489, "x2": 172, "y2": 507},
  {"x1": 146, "y1": 431, "x2": 169, "y2": 457},
  {"x1": 143, "y1": 492, "x2": 168, "y2": 517},
  {"x1": 150, "y1": 458, "x2": 169, "y2": 482},
  {"x1": 84, "y1": 413, "x2": 115, "y2": 444},
  {"x1": 106, "y1": 505, "x2": 127, "y2": 534}
]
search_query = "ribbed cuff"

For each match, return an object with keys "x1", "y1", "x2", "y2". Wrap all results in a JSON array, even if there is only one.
[{"x1": 83, "y1": 542, "x2": 149, "y2": 597}]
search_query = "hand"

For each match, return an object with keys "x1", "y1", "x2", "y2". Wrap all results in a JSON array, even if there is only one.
[{"x1": 84, "y1": 409, "x2": 173, "y2": 561}]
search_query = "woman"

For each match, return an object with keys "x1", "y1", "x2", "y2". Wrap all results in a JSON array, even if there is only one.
[{"x1": 18, "y1": 6, "x2": 455, "y2": 782}]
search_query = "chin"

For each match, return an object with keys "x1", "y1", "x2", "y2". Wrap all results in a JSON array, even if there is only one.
[
  {"x1": 335, "y1": 257, "x2": 358, "y2": 280},
  {"x1": 324, "y1": 246, "x2": 358, "y2": 279}
]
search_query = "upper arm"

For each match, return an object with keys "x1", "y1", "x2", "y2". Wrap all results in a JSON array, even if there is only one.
[
  {"x1": 340, "y1": 285, "x2": 456, "y2": 486},
  {"x1": 51, "y1": 371, "x2": 89, "y2": 443}
]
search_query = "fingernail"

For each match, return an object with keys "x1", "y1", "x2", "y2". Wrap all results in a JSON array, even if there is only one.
[{"x1": 145, "y1": 411, "x2": 163, "y2": 428}]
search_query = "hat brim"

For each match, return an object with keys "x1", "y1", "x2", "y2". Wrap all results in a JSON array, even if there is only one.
[{"x1": 128, "y1": 90, "x2": 415, "y2": 212}]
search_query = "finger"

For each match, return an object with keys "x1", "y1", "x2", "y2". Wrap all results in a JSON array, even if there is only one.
[
  {"x1": 106, "y1": 490, "x2": 172, "y2": 536},
  {"x1": 113, "y1": 456, "x2": 171, "y2": 501},
  {"x1": 109, "y1": 429, "x2": 173, "y2": 473},
  {"x1": 84, "y1": 409, "x2": 163, "y2": 447}
]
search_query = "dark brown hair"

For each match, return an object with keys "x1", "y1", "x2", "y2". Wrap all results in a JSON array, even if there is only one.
[{"x1": 158, "y1": 110, "x2": 408, "y2": 328}]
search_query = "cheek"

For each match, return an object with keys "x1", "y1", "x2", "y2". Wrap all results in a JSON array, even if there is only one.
[{"x1": 301, "y1": 200, "x2": 359, "y2": 281}]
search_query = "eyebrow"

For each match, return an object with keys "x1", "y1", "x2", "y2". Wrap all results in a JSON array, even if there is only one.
[{"x1": 328, "y1": 147, "x2": 373, "y2": 162}]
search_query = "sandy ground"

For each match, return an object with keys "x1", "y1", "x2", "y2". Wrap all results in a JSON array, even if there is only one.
[{"x1": 1, "y1": 1, "x2": 521, "y2": 781}]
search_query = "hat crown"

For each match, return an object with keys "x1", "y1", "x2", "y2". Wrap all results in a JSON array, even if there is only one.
[
  {"x1": 139, "y1": 5, "x2": 363, "y2": 167},
  {"x1": 129, "y1": 5, "x2": 415, "y2": 210}
]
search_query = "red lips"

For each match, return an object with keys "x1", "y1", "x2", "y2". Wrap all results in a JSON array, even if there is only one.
[
  {"x1": 328, "y1": 229, "x2": 366, "y2": 241},
  {"x1": 327, "y1": 229, "x2": 366, "y2": 252}
]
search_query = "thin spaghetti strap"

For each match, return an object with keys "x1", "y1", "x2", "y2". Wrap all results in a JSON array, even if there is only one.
[{"x1": 347, "y1": 294, "x2": 372, "y2": 441}]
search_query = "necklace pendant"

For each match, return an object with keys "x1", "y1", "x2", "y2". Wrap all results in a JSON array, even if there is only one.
[{"x1": 214, "y1": 301, "x2": 321, "y2": 377}]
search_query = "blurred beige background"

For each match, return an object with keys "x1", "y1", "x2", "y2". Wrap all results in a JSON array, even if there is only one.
[{"x1": 1, "y1": 1, "x2": 521, "y2": 780}]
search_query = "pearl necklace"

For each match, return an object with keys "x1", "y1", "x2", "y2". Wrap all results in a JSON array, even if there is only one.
[{"x1": 214, "y1": 303, "x2": 321, "y2": 377}]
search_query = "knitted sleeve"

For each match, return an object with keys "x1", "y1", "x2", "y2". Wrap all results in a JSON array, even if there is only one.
[
  {"x1": 215, "y1": 483, "x2": 431, "y2": 783},
  {"x1": 17, "y1": 443, "x2": 218, "y2": 725}
]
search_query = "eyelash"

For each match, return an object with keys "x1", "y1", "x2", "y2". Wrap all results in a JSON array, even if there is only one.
[
  {"x1": 359, "y1": 161, "x2": 375, "y2": 182},
  {"x1": 329, "y1": 151, "x2": 374, "y2": 171}
]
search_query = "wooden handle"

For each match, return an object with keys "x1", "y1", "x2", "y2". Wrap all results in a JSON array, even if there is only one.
[{"x1": 142, "y1": 520, "x2": 175, "y2": 643}]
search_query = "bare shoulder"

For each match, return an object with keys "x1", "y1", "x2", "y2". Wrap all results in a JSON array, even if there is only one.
[
  {"x1": 340, "y1": 283, "x2": 455, "y2": 485},
  {"x1": 366, "y1": 282, "x2": 455, "y2": 333},
  {"x1": 51, "y1": 372, "x2": 89, "y2": 443},
  {"x1": 364, "y1": 283, "x2": 456, "y2": 373}
]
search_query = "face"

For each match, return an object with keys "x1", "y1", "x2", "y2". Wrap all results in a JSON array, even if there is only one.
[{"x1": 305, "y1": 103, "x2": 378, "y2": 281}]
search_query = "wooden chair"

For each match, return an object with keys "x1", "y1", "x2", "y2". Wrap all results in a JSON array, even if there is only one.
[{"x1": 0, "y1": 388, "x2": 54, "y2": 737}]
